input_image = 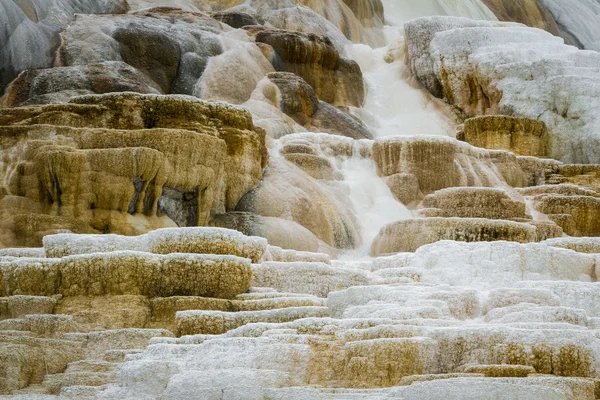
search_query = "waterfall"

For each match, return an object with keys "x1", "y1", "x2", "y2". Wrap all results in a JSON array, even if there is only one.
[{"x1": 267, "y1": 0, "x2": 504, "y2": 257}]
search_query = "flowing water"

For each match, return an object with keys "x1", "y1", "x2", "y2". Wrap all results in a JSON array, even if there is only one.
[{"x1": 287, "y1": 1, "x2": 499, "y2": 258}]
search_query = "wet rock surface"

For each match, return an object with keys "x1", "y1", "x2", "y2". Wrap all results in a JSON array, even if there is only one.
[
  {"x1": 3, "y1": 1, "x2": 600, "y2": 399},
  {"x1": 0, "y1": 93, "x2": 267, "y2": 247}
]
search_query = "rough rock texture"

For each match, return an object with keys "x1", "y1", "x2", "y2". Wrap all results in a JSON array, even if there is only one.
[
  {"x1": 3, "y1": 62, "x2": 162, "y2": 107},
  {"x1": 4, "y1": 2, "x2": 600, "y2": 398},
  {"x1": 3, "y1": 233, "x2": 600, "y2": 397},
  {"x1": 0, "y1": 0, "x2": 128, "y2": 95},
  {"x1": 372, "y1": 136, "x2": 522, "y2": 202},
  {"x1": 404, "y1": 16, "x2": 600, "y2": 163},
  {"x1": 264, "y1": 72, "x2": 373, "y2": 139},
  {"x1": 0, "y1": 93, "x2": 267, "y2": 248},
  {"x1": 241, "y1": 0, "x2": 385, "y2": 48},
  {"x1": 370, "y1": 218, "x2": 544, "y2": 255},
  {"x1": 211, "y1": 10, "x2": 264, "y2": 28},
  {"x1": 535, "y1": 195, "x2": 600, "y2": 237},
  {"x1": 481, "y1": 0, "x2": 579, "y2": 46},
  {"x1": 236, "y1": 157, "x2": 361, "y2": 249},
  {"x1": 42, "y1": 227, "x2": 268, "y2": 262},
  {"x1": 2, "y1": 8, "x2": 276, "y2": 106},
  {"x1": 93, "y1": 238, "x2": 600, "y2": 399},
  {"x1": 460, "y1": 116, "x2": 550, "y2": 157},
  {"x1": 1, "y1": 252, "x2": 252, "y2": 299},
  {"x1": 254, "y1": 28, "x2": 365, "y2": 107},
  {"x1": 420, "y1": 187, "x2": 529, "y2": 220},
  {"x1": 209, "y1": 212, "x2": 337, "y2": 256},
  {"x1": 543, "y1": 237, "x2": 600, "y2": 254}
]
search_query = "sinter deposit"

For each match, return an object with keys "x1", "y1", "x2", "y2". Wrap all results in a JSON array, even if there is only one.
[{"x1": 3, "y1": 0, "x2": 600, "y2": 399}]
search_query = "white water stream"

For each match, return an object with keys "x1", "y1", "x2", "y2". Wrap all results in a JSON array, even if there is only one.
[{"x1": 336, "y1": 0, "x2": 498, "y2": 257}]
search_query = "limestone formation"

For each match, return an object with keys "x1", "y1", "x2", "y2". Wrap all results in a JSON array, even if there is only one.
[
  {"x1": 242, "y1": 0, "x2": 385, "y2": 48},
  {"x1": 0, "y1": 93, "x2": 267, "y2": 248},
  {"x1": 460, "y1": 116, "x2": 550, "y2": 157},
  {"x1": 1, "y1": 252, "x2": 252, "y2": 299},
  {"x1": 370, "y1": 217, "x2": 549, "y2": 255},
  {"x1": 3, "y1": 1, "x2": 600, "y2": 399},
  {"x1": 254, "y1": 28, "x2": 365, "y2": 107},
  {"x1": 404, "y1": 16, "x2": 600, "y2": 163},
  {"x1": 535, "y1": 195, "x2": 600, "y2": 237},
  {"x1": 420, "y1": 187, "x2": 529, "y2": 220},
  {"x1": 481, "y1": 0, "x2": 578, "y2": 46},
  {"x1": 263, "y1": 72, "x2": 373, "y2": 139},
  {"x1": 543, "y1": 237, "x2": 600, "y2": 254},
  {"x1": 42, "y1": 227, "x2": 268, "y2": 262},
  {"x1": 3, "y1": 62, "x2": 162, "y2": 107},
  {"x1": 211, "y1": 10, "x2": 264, "y2": 28},
  {"x1": 2, "y1": 230, "x2": 600, "y2": 397},
  {"x1": 372, "y1": 136, "x2": 517, "y2": 197},
  {"x1": 236, "y1": 157, "x2": 361, "y2": 249},
  {"x1": 0, "y1": 0, "x2": 128, "y2": 95},
  {"x1": 209, "y1": 212, "x2": 337, "y2": 256}
]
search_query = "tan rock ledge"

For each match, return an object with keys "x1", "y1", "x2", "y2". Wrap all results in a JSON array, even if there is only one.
[{"x1": 370, "y1": 217, "x2": 540, "y2": 255}]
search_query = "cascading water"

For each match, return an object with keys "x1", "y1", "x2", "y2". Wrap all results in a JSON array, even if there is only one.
[
  {"x1": 380, "y1": 0, "x2": 497, "y2": 27},
  {"x1": 6, "y1": 0, "x2": 600, "y2": 398},
  {"x1": 345, "y1": 41, "x2": 456, "y2": 138},
  {"x1": 268, "y1": 0, "x2": 505, "y2": 258},
  {"x1": 340, "y1": 144, "x2": 413, "y2": 258}
]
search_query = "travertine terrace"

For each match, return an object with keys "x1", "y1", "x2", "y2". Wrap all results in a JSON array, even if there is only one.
[{"x1": 3, "y1": 0, "x2": 600, "y2": 399}]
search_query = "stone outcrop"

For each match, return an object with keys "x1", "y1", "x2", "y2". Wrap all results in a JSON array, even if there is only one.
[
  {"x1": 2, "y1": 8, "x2": 276, "y2": 106},
  {"x1": 460, "y1": 116, "x2": 550, "y2": 157},
  {"x1": 552, "y1": 164, "x2": 600, "y2": 194},
  {"x1": 534, "y1": 195, "x2": 600, "y2": 237},
  {"x1": 209, "y1": 212, "x2": 337, "y2": 256},
  {"x1": 3, "y1": 227, "x2": 600, "y2": 397},
  {"x1": 262, "y1": 72, "x2": 373, "y2": 139},
  {"x1": 211, "y1": 10, "x2": 264, "y2": 28},
  {"x1": 242, "y1": 0, "x2": 385, "y2": 48},
  {"x1": 87, "y1": 238, "x2": 600, "y2": 399},
  {"x1": 404, "y1": 16, "x2": 600, "y2": 163},
  {"x1": 371, "y1": 136, "x2": 540, "y2": 204},
  {"x1": 0, "y1": 0, "x2": 128, "y2": 96},
  {"x1": 236, "y1": 157, "x2": 360, "y2": 249},
  {"x1": 370, "y1": 217, "x2": 545, "y2": 255},
  {"x1": 420, "y1": 187, "x2": 529, "y2": 220},
  {"x1": 543, "y1": 237, "x2": 600, "y2": 254},
  {"x1": 42, "y1": 227, "x2": 268, "y2": 262},
  {"x1": 3, "y1": 62, "x2": 162, "y2": 107},
  {"x1": 4, "y1": 2, "x2": 600, "y2": 399},
  {"x1": 2, "y1": 252, "x2": 252, "y2": 299},
  {"x1": 0, "y1": 93, "x2": 267, "y2": 247},
  {"x1": 481, "y1": 0, "x2": 580, "y2": 46},
  {"x1": 254, "y1": 28, "x2": 365, "y2": 107}
]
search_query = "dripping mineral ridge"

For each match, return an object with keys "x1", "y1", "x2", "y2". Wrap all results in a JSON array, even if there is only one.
[{"x1": 3, "y1": 0, "x2": 600, "y2": 398}]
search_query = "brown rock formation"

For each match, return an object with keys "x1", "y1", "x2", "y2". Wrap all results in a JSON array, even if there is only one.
[
  {"x1": 0, "y1": 93, "x2": 267, "y2": 248},
  {"x1": 481, "y1": 0, "x2": 583, "y2": 47},
  {"x1": 460, "y1": 116, "x2": 550, "y2": 157},
  {"x1": 370, "y1": 218, "x2": 541, "y2": 255},
  {"x1": 236, "y1": 158, "x2": 360, "y2": 249},
  {"x1": 535, "y1": 195, "x2": 600, "y2": 237},
  {"x1": 420, "y1": 187, "x2": 529, "y2": 220},
  {"x1": 209, "y1": 212, "x2": 337, "y2": 255},
  {"x1": 265, "y1": 72, "x2": 372, "y2": 139},
  {"x1": 3, "y1": 62, "x2": 162, "y2": 107},
  {"x1": 255, "y1": 28, "x2": 365, "y2": 107},
  {"x1": 371, "y1": 136, "x2": 531, "y2": 203}
]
